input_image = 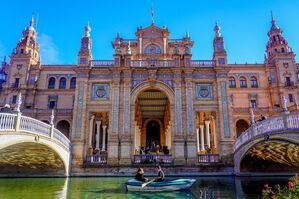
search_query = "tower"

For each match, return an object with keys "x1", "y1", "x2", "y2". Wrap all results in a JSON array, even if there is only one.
[
  {"x1": 78, "y1": 22, "x2": 92, "y2": 66},
  {"x1": 4, "y1": 16, "x2": 40, "y2": 108},
  {"x1": 213, "y1": 22, "x2": 227, "y2": 66},
  {"x1": 265, "y1": 13, "x2": 297, "y2": 109},
  {"x1": 265, "y1": 13, "x2": 294, "y2": 63}
]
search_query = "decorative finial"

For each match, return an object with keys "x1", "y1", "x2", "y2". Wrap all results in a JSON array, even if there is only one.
[
  {"x1": 126, "y1": 41, "x2": 132, "y2": 55},
  {"x1": 50, "y1": 109, "x2": 55, "y2": 125},
  {"x1": 85, "y1": 22, "x2": 91, "y2": 37},
  {"x1": 271, "y1": 11, "x2": 275, "y2": 25},
  {"x1": 117, "y1": 32, "x2": 120, "y2": 38},
  {"x1": 214, "y1": 22, "x2": 220, "y2": 37},
  {"x1": 151, "y1": 5, "x2": 154, "y2": 25},
  {"x1": 281, "y1": 95, "x2": 288, "y2": 112},
  {"x1": 186, "y1": 32, "x2": 189, "y2": 38},
  {"x1": 30, "y1": 15, "x2": 34, "y2": 27},
  {"x1": 16, "y1": 93, "x2": 22, "y2": 113}
]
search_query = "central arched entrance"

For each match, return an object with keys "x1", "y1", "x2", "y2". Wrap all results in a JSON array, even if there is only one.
[{"x1": 133, "y1": 88, "x2": 171, "y2": 155}]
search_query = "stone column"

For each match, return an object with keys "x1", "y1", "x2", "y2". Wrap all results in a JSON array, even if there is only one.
[
  {"x1": 88, "y1": 115, "x2": 95, "y2": 154},
  {"x1": 211, "y1": 117, "x2": 217, "y2": 150},
  {"x1": 200, "y1": 125, "x2": 205, "y2": 151},
  {"x1": 102, "y1": 125, "x2": 107, "y2": 151},
  {"x1": 205, "y1": 121, "x2": 211, "y2": 148},
  {"x1": 196, "y1": 128, "x2": 200, "y2": 153},
  {"x1": 95, "y1": 121, "x2": 101, "y2": 151}
]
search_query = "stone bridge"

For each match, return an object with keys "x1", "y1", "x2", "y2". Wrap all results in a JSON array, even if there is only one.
[
  {"x1": 0, "y1": 111, "x2": 71, "y2": 176},
  {"x1": 233, "y1": 111, "x2": 299, "y2": 175}
]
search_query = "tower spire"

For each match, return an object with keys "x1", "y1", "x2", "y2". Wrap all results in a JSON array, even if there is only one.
[{"x1": 151, "y1": 5, "x2": 154, "y2": 25}]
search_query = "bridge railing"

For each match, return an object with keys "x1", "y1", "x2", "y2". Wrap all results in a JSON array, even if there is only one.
[
  {"x1": 0, "y1": 112, "x2": 71, "y2": 151},
  {"x1": 0, "y1": 113, "x2": 17, "y2": 131},
  {"x1": 233, "y1": 112, "x2": 299, "y2": 152}
]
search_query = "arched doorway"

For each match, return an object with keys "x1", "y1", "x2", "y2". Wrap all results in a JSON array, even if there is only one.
[
  {"x1": 236, "y1": 119, "x2": 249, "y2": 138},
  {"x1": 134, "y1": 88, "x2": 171, "y2": 154},
  {"x1": 146, "y1": 120, "x2": 160, "y2": 147},
  {"x1": 57, "y1": 120, "x2": 70, "y2": 138}
]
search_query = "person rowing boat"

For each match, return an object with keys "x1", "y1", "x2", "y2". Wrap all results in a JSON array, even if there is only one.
[
  {"x1": 154, "y1": 165, "x2": 164, "y2": 182},
  {"x1": 135, "y1": 168, "x2": 148, "y2": 182}
]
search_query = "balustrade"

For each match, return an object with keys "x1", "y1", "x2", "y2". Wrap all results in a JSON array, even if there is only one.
[
  {"x1": 131, "y1": 60, "x2": 175, "y2": 68},
  {"x1": 0, "y1": 113, "x2": 16, "y2": 130},
  {"x1": 85, "y1": 154, "x2": 107, "y2": 165},
  {"x1": 198, "y1": 154, "x2": 220, "y2": 163},
  {"x1": 233, "y1": 112, "x2": 299, "y2": 152},
  {"x1": 133, "y1": 154, "x2": 172, "y2": 164},
  {"x1": 91, "y1": 60, "x2": 114, "y2": 67},
  {"x1": 0, "y1": 113, "x2": 71, "y2": 151},
  {"x1": 191, "y1": 60, "x2": 215, "y2": 67}
]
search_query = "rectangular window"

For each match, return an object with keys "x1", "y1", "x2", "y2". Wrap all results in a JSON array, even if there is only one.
[
  {"x1": 271, "y1": 73, "x2": 276, "y2": 83},
  {"x1": 14, "y1": 78, "x2": 20, "y2": 88},
  {"x1": 48, "y1": 96, "x2": 58, "y2": 109},
  {"x1": 218, "y1": 58, "x2": 225, "y2": 65},
  {"x1": 289, "y1": 94, "x2": 294, "y2": 103},
  {"x1": 250, "y1": 100, "x2": 257, "y2": 108},
  {"x1": 80, "y1": 58, "x2": 86, "y2": 64},
  {"x1": 285, "y1": 77, "x2": 292, "y2": 86},
  {"x1": 12, "y1": 95, "x2": 17, "y2": 104}
]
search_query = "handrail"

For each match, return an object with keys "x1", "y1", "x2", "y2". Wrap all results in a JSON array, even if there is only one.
[
  {"x1": 198, "y1": 154, "x2": 220, "y2": 163},
  {"x1": 133, "y1": 154, "x2": 172, "y2": 164},
  {"x1": 0, "y1": 112, "x2": 71, "y2": 151}
]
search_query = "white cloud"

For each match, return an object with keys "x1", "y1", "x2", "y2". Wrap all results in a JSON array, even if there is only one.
[{"x1": 38, "y1": 34, "x2": 60, "y2": 64}]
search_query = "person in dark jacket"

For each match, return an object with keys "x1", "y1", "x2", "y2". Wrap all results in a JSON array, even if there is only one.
[
  {"x1": 135, "y1": 168, "x2": 148, "y2": 182},
  {"x1": 155, "y1": 165, "x2": 165, "y2": 182}
]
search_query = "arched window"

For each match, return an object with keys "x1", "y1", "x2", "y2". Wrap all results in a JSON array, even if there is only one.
[
  {"x1": 236, "y1": 119, "x2": 250, "y2": 138},
  {"x1": 229, "y1": 77, "x2": 236, "y2": 88},
  {"x1": 59, "y1": 77, "x2": 66, "y2": 89},
  {"x1": 250, "y1": 77, "x2": 258, "y2": 88},
  {"x1": 70, "y1": 77, "x2": 76, "y2": 89},
  {"x1": 48, "y1": 77, "x2": 56, "y2": 89},
  {"x1": 144, "y1": 44, "x2": 161, "y2": 55},
  {"x1": 240, "y1": 77, "x2": 247, "y2": 88},
  {"x1": 57, "y1": 120, "x2": 70, "y2": 138}
]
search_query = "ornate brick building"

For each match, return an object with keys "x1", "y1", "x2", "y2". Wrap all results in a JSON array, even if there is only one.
[{"x1": 1, "y1": 15, "x2": 298, "y2": 170}]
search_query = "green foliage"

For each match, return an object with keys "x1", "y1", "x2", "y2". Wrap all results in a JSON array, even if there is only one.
[{"x1": 261, "y1": 175, "x2": 299, "y2": 199}]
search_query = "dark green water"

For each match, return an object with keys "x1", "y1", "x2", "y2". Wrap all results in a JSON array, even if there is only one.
[{"x1": 0, "y1": 176, "x2": 290, "y2": 199}]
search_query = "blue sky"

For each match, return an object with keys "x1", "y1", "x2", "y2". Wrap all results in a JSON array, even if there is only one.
[{"x1": 0, "y1": 0, "x2": 299, "y2": 64}]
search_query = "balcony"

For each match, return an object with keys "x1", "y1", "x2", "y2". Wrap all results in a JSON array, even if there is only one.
[
  {"x1": 85, "y1": 154, "x2": 107, "y2": 166},
  {"x1": 10, "y1": 83, "x2": 20, "y2": 89},
  {"x1": 133, "y1": 154, "x2": 172, "y2": 164},
  {"x1": 285, "y1": 81, "x2": 295, "y2": 87},
  {"x1": 131, "y1": 60, "x2": 175, "y2": 68},
  {"x1": 191, "y1": 60, "x2": 215, "y2": 67},
  {"x1": 91, "y1": 60, "x2": 114, "y2": 67},
  {"x1": 198, "y1": 154, "x2": 220, "y2": 163}
]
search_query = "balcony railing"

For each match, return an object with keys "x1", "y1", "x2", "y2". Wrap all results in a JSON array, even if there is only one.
[
  {"x1": 85, "y1": 154, "x2": 107, "y2": 165},
  {"x1": 131, "y1": 60, "x2": 175, "y2": 68},
  {"x1": 198, "y1": 154, "x2": 220, "y2": 163},
  {"x1": 91, "y1": 60, "x2": 114, "y2": 67},
  {"x1": 285, "y1": 81, "x2": 295, "y2": 87},
  {"x1": 133, "y1": 154, "x2": 172, "y2": 164},
  {"x1": 11, "y1": 83, "x2": 20, "y2": 89},
  {"x1": 191, "y1": 60, "x2": 215, "y2": 67}
]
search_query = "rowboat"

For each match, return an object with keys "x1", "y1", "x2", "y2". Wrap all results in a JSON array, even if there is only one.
[{"x1": 125, "y1": 179, "x2": 196, "y2": 192}]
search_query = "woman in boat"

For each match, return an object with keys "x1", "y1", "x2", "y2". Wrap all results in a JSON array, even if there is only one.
[
  {"x1": 135, "y1": 168, "x2": 148, "y2": 182},
  {"x1": 155, "y1": 165, "x2": 165, "y2": 182}
]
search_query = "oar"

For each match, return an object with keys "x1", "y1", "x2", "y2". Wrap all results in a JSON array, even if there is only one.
[{"x1": 141, "y1": 178, "x2": 156, "y2": 188}]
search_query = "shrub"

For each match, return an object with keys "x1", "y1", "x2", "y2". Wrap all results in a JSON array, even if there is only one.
[{"x1": 261, "y1": 175, "x2": 299, "y2": 199}]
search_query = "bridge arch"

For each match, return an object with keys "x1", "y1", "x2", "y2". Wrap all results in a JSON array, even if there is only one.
[
  {"x1": 0, "y1": 133, "x2": 70, "y2": 176},
  {"x1": 233, "y1": 112, "x2": 299, "y2": 175},
  {"x1": 0, "y1": 113, "x2": 71, "y2": 176}
]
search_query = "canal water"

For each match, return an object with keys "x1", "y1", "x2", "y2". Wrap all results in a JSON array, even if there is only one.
[{"x1": 0, "y1": 176, "x2": 290, "y2": 198}]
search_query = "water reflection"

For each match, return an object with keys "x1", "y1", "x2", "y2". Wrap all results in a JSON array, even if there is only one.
[{"x1": 0, "y1": 176, "x2": 290, "y2": 199}]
